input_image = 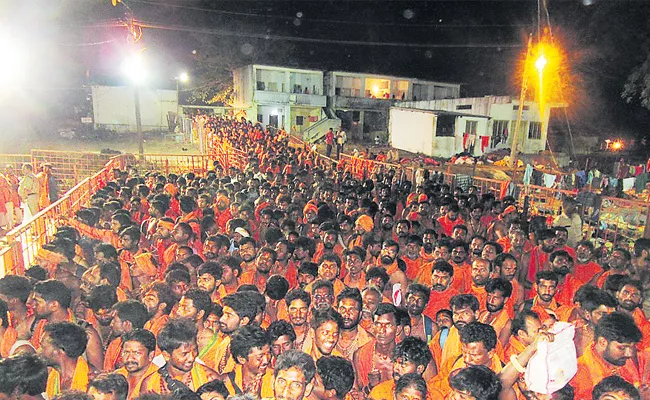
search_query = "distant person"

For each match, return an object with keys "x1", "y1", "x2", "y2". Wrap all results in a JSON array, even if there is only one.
[
  {"x1": 336, "y1": 130, "x2": 347, "y2": 159},
  {"x1": 325, "y1": 128, "x2": 334, "y2": 158},
  {"x1": 17, "y1": 163, "x2": 40, "y2": 218}
]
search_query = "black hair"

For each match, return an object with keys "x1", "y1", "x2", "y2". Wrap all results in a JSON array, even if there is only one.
[
  {"x1": 98, "y1": 262, "x2": 122, "y2": 288},
  {"x1": 0, "y1": 354, "x2": 48, "y2": 396},
  {"x1": 0, "y1": 275, "x2": 32, "y2": 303},
  {"x1": 146, "y1": 282, "x2": 177, "y2": 315},
  {"x1": 196, "y1": 380, "x2": 230, "y2": 399},
  {"x1": 459, "y1": 322, "x2": 497, "y2": 351},
  {"x1": 592, "y1": 376, "x2": 640, "y2": 400},
  {"x1": 485, "y1": 278, "x2": 513, "y2": 298},
  {"x1": 510, "y1": 310, "x2": 540, "y2": 337},
  {"x1": 535, "y1": 270, "x2": 559, "y2": 286},
  {"x1": 158, "y1": 319, "x2": 197, "y2": 353},
  {"x1": 450, "y1": 294, "x2": 480, "y2": 312},
  {"x1": 581, "y1": 288, "x2": 617, "y2": 312},
  {"x1": 285, "y1": 288, "x2": 312, "y2": 308},
  {"x1": 366, "y1": 267, "x2": 390, "y2": 289},
  {"x1": 88, "y1": 373, "x2": 129, "y2": 400},
  {"x1": 198, "y1": 261, "x2": 223, "y2": 280},
  {"x1": 392, "y1": 336, "x2": 432, "y2": 369},
  {"x1": 182, "y1": 288, "x2": 212, "y2": 321},
  {"x1": 122, "y1": 328, "x2": 157, "y2": 353},
  {"x1": 44, "y1": 321, "x2": 88, "y2": 358},
  {"x1": 406, "y1": 283, "x2": 431, "y2": 304},
  {"x1": 298, "y1": 261, "x2": 318, "y2": 278},
  {"x1": 395, "y1": 373, "x2": 428, "y2": 399},
  {"x1": 373, "y1": 302, "x2": 398, "y2": 321},
  {"x1": 266, "y1": 275, "x2": 290, "y2": 301},
  {"x1": 34, "y1": 279, "x2": 72, "y2": 309},
  {"x1": 231, "y1": 325, "x2": 270, "y2": 362},
  {"x1": 88, "y1": 284, "x2": 118, "y2": 312},
  {"x1": 311, "y1": 307, "x2": 344, "y2": 330},
  {"x1": 448, "y1": 365, "x2": 501, "y2": 400},
  {"x1": 336, "y1": 287, "x2": 363, "y2": 311},
  {"x1": 316, "y1": 356, "x2": 355, "y2": 400},
  {"x1": 431, "y1": 261, "x2": 454, "y2": 277},
  {"x1": 594, "y1": 312, "x2": 642, "y2": 344},
  {"x1": 267, "y1": 320, "x2": 297, "y2": 343},
  {"x1": 221, "y1": 292, "x2": 259, "y2": 322}
]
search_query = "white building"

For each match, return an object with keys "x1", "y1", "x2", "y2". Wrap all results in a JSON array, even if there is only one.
[
  {"x1": 91, "y1": 85, "x2": 177, "y2": 133},
  {"x1": 232, "y1": 65, "x2": 337, "y2": 135},
  {"x1": 390, "y1": 96, "x2": 558, "y2": 158},
  {"x1": 324, "y1": 71, "x2": 461, "y2": 142}
]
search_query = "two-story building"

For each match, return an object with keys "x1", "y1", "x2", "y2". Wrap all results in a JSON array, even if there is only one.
[
  {"x1": 325, "y1": 71, "x2": 461, "y2": 141},
  {"x1": 232, "y1": 65, "x2": 332, "y2": 135},
  {"x1": 389, "y1": 96, "x2": 562, "y2": 158}
]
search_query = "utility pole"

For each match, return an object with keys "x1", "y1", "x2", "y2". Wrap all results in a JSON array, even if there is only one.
[
  {"x1": 510, "y1": 35, "x2": 533, "y2": 171},
  {"x1": 134, "y1": 84, "x2": 143, "y2": 157}
]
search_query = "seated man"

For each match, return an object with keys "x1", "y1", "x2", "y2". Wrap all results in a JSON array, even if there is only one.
[{"x1": 448, "y1": 365, "x2": 501, "y2": 400}]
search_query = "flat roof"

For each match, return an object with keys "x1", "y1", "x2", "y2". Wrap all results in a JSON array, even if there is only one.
[{"x1": 392, "y1": 106, "x2": 490, "y2": 119}]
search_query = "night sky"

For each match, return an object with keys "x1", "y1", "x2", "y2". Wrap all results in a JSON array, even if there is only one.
[{"x1": 3, "y1": 0, "x2": 650, "y2": 144}]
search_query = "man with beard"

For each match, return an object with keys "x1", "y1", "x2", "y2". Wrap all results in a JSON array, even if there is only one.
[
  {"x1": 115, "y1": 329, "x2": 158, "y2": 399},
  {"x1": 570, "y1": 312, "x2": 642, "y2": 399},
  {"x1": 307, "y1": 308, "x2": 344, "y2": 361},
  {"x1": 478, "y1": 278, "x2": 513, "y2": 349},
  {"x1": 401, "y1": 235, "x2": 424, "y2": 283},
  {"x1": 573, "y1": 240, "x2": 603, "y2": 285},
  {"x1": 568, "y1": 285, "x2": 617, "y2": 357},
  {"x1": 547, "y1": 250, "x2": 581, "y2": 305},
  {"x1": 306, "y1": 254, "x2": 345, "y2": 297},
  {"x1": 105, "y1": 300, "x2": 149, "y2": 371},
  {"x1": 614, "y1": 277, "x2": 650, "y2": 349},
  {"x1": 152, "y1": 218, "x2": 174, "y2": 270},
  {"x1": 238, "y1": 237, "x2": 258, "y2": 274},
  {"x1": 334, "y1": 288, "x2": 371, "y2": 361},
  {"x1": 429, "y1": 294, "x2": 479, "y2": 372},
  {"x1": 268, "y1": 320, "x2": 296, "y2": 362},
  {"x1": 504, "y1": 310, "x2": 542, "y2": 361},
  {"x1": 162, "y1": 222, "x2": 195, "y2": 274},
  {"x1": 404, "y1": 284, "x2": 436, "y2": 344},
  {"x1": 142, "y1": 282, "x2": 175, "y2": 336},
  {"x1": 594, "y1": 247, "x2": 633, "y2": 288},
  {"x1": 432, "y1": 322, "x2": 502, "y2": 396},
  {"x1": 360, "y1": 286, "x2": 382, "y2": 333},
  {"x1": 223, "y1": 325, "x2": 274, "y2": 398},
  {"x1": 423, "y1": 261, "x2": 460, "y2": 321},
  {"x1": 468, "y1": 235, "x2": 486, "y2": 263},
  {"x1": 29, "y1": 280, "x2": 104, "y2": 371},
  {"x1": 202, "y1": 291, "x2": 258, "y2": 375},
  {"x1": 86, "y1": 284, "x2": 118, "y2": 344},
  {"x1": 338, "y1": 215, "x2": 354, "y2": 247},
  {"x1": 446, "y1": 240, "x2": 470, "y2": 293},
  {"x1": 466, "y1": 204, "x2": 488, "y2": 238},
  {"x1": 394, "y1": 219, "x2": 411, "y2": 252},
  {"x1": 219, "y1": 256, "x2": 242, "y2": 296},
  {"x1": 273, "y1": 239, "x2": 298, "y2": 288},
  {"x1": 524, "y1": 229, "x2": 556, "y2": 291},
  {"x1": 197, "y1": 262, "x2": 226, "y2": 304},
  {"x1": 419, "y1": 229, "x2": 438, "y2": 264},
  {"x1": 348, "y1": 215, "x2": 374, "y2": 250},
  {"x1": 467, "y1": 258, "x2": 491, "y2": 310},
  {"x1": 552, "y1": 227, "x2": 576, "y2": 258},
  {"x1": 521, "y1": 271, "x2": 571, "y2": 327},
  {"x1": 495, "y1": 253, "x2": 523, "y2": 314},
  {"x1": 293, "y1": 237, "x2": 315, "y2": 266},
  {"x1": 39, "y1": 321, "x2": 93, "y2": 398},
  {"x1": 378, "y1": 214, "x2": 396, "y2": 243},
  {"x1": 0, "y1": 275, "x2": 36, "y2": 343},
  {"x1": 343, "y1": 247, "x2": 366, "y2": 290},
  {"x1": 313, "y1": 229, "x2": 344, "y2": 265},
  {"x1": 203, "y1": 235, "x2": 230, "y2": 261},
  {"x1": 377, "y1": 240, "x2": 408, "y2": 306},
  {"x1": 240, "y1": 247, "x2": 277, "y2": 292},
  {"x1": 141, "y1": 319, "x2": 218, "y2": 393},
  {"x1": 353, "y1": 303, "x2": 402, "y2": 392},
  {"x1": 437, "y1": 204, "x2": 465, "y2": 237},
  {"x1": 367, "y1": 337, "x2": 442, "y2": 400},
  {"x1": 173, "y1": 288, "x2": 212, "y2": 342},
  {"x1": 285, "y1": 289, "x2": 312, "y2": 353},
  {"x1": 363, "y1": 235, "x2": 383, "y2": 270}
]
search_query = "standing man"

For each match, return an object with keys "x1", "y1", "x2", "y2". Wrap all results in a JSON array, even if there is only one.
[
  {"x1": 335, "y1": 287, "x2": 371, "y2": 360},
  {"x1": 18, "y1": 163, "x2": 40, "y2": 218},
  {"x1": 336, "y1": 130, "x2": 347, "y2": 159},
  {"x1": 324, "y1": 128, "x2": 334, "y2": 158}
]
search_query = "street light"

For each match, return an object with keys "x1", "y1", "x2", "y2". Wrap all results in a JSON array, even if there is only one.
[
  {"x1": 123, "y1": 53, "x2": 147, "y2": 157},
  {"x1": 0, "y1": 34, "x2": 27, "y2": 88},
  {"x1": 175, "y1": 72, "x2": 189, "y2": 120}
]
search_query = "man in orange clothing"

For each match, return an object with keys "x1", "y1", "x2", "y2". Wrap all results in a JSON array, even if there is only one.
[
  {"x1": 40, "y1": 321, "x2": 93, "y2": 399},
  {"x1": 519, "y1": 271, "x2": 570, "y2": 326},
  {"x1": 594, "y1": 248, "x2": 632, "y2": 288},
  {"x1": 496, "y1": 253, "x2": 524, "y2": 314},
  {"x1": 105, "y1": 300, "x2": 149, "y2": 372},
  {"x1": 614, "y1": 277, "x2": 650, "y2": 349},
  {"x1": 448, "y1": 241, "x2": 471, "y2": 293},
  {"x1": 571, "y1": 286, "x2": 617, "y2": 358},
  {"x1": 548, "y1": 250, "x2": 581, "y2": 306},
  {"x1": 573, "y1": 240, "x2": 603, "y2": 285},
  {"x1": 429, "y1": 294, "x2": 480, "y2": 372},
  {"x1": 116, "y1": 329, "x2": 159, "y2": 399},
  {"x1": 368, "y1": 336, "x2": 443, "y2": 400},
  {"x1": 504, "y1": 310, "x2": 542, "y2": 360},
  {"x1": 479, "y1": 278, "x2": 513, "y2": 349},
  {"x1": 570, "y1": 312, "x2": 643, "y2": 399},
  {"x1": 142, "y1": 282, "x2": 175, "y2": 337},
  {"x1": 240, "y1": 246, "x2": 277, "y2": 293},
  {"x1": 467, "y1": 258, "x2": 491, "y2": 311},
  {"x1": 423, "y1": 261, "x2": 459, "y2": 320},
  {"x1": 401, "y1": 235, "x2": 425, "y2": 282},
  {"x1": 437, "y1": 204, "x2": 465, "y2": 237}
]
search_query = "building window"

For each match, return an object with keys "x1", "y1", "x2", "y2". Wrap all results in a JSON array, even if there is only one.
[
  {"x1": 491, "y1": 120, "x2": 509, "y2": 147},
  {"x1": 257, "y1": 114, "x2": 263, "y2": 123},
  {"x1": 335, "y1": 87, "x2": 341, "y2": 95},
  {"x1": 457, "y1": 104, "x2": 472, "y2": 110},
  {"x1": 528, "y1": 121, "x2": 542, "y2": 139},
  {"x1": 256, "y1": 81, "x2": 265, "y2": 90},
  {"x1": 513, "y1": 105, "x2": 530, "y2": 111},
  {"x1": 296, "y1": 116, "x2": 304, "y2": 126},
  {"x1": 352, "y1": 111, "x2": 361, "y2": 122},
  {"x1": 436, "y1": 115, "x2": 456, "y2": 137},
  {"x1": 465, "y1": 120, "x2": 477, "y2": 134}
]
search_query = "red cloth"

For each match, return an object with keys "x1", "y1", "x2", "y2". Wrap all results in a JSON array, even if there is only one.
[{"x1": 480, "y1": 136, "x2": 490, "y2": 152}]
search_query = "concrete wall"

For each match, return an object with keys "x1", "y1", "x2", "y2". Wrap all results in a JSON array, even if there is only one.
[
  {"x1": 92, "y1": 85, "x2": 177, "y2": 133},
  {"x1": 389, "y1": 108, "x2": 435, "y2": 156}
]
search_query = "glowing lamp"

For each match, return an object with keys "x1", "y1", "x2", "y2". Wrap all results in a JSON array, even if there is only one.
[
  {"x1": 122, "y1": 54, "x2": 147, "y2": 84},
  {"x1": 178, "y1": 72, "x2": 189, "y2": 83},
  {"x1": 611, "y1": 141, "x2": 623, "y2": 151},
  {"x1": 535, "y1": 55, "x2": 547, "y2": 72}
]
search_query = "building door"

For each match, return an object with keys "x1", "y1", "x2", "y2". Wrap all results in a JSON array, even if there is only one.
[{"x1": 269, "y1": 115, "x2": 279, "y2": 128}]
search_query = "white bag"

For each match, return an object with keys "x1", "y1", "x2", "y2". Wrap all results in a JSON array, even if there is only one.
[{"x1": 524, "y1": 322, "x2": 578, "y2": 394}]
